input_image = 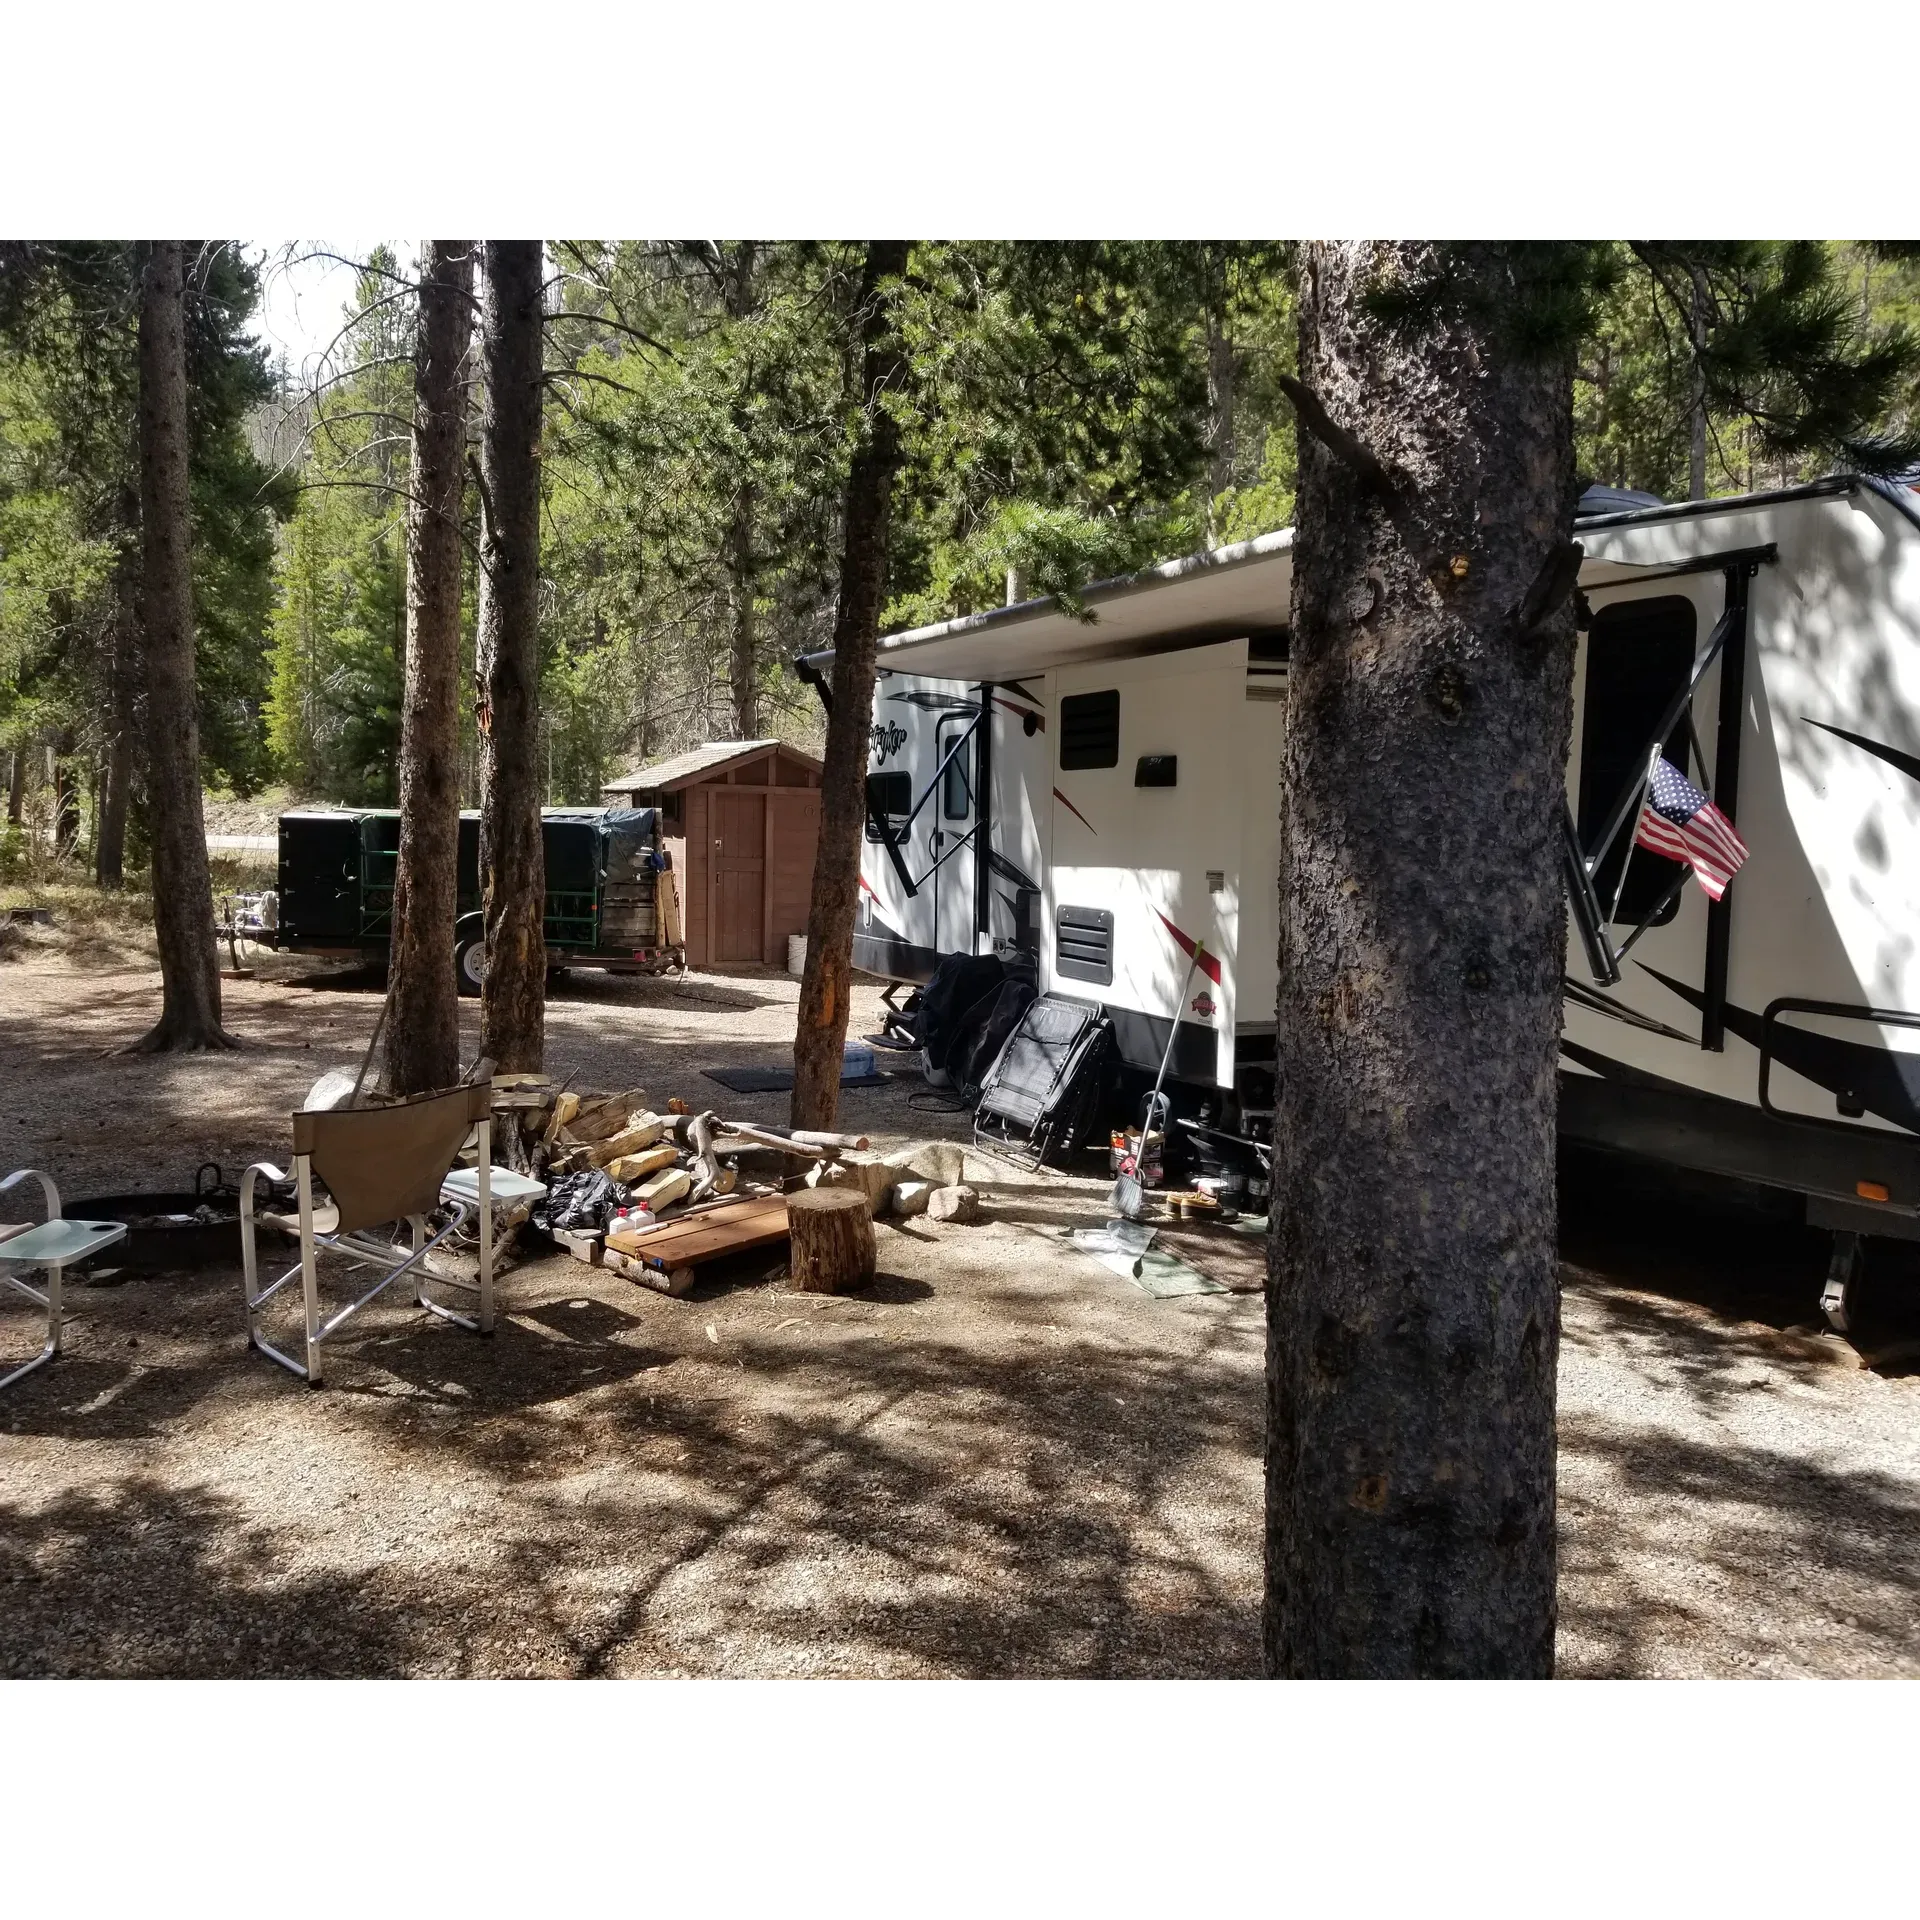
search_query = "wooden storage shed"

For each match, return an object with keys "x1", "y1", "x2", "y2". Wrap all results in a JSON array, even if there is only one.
[{"x1": 601, "y1": 740, "x2": 823, "y2": 968}]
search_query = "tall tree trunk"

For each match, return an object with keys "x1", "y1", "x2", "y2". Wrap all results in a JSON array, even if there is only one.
[
  {"x1": 727, "y1": 489, "x2": 759, "y2": 738},
  {"x1": 723, "y1": 243, "x2": 761, "y2": 739},
  {"x1": 6, "y1": 743, "x2": 25, "y2": 825},
  {"x1": 384, "y1": 240, "x2": 474, "y2": 1095},
  {"x1": 52, "y1": 728, "x2": 80, "y2": 853},
  {"x1": 1205, "y1": 248, "x2": 1237, "y2": 543},
  {"x1": 95, "y1": 537, "x2": 139, "y2": 888},
  {"x1": 1688, "y1": 265, "x2": 1711, "y2": 501},
  {"x1": 133, "y1": 240, "x2": 233, "y2": 1052},
  {"x1": 1265, "y1": 242, "x2": 1574, "y2": 1677},
  {"x1": 477, "y1": 240, "x2": 547, "y2": 1075},
  {"x1": 790, "y1": 240, "x2": 910, "y2": 1132}
]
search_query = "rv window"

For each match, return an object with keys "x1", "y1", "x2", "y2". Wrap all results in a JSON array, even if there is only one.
[
  {"x1": 865, "y1": 770, "x2": 911, "y2": 844},
  {"x1": 1577, "y1": 594, "x2": 1697, "y2": 924},
  {"x1": 1059, "y1": 689, "x2": 1120, "y2": 770},
  {"x1": 939, "y1": 718, "x2": 972, "y2": 820}
]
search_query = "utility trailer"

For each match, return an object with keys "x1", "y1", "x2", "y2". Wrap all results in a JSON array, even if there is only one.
[
  {"x1": 818, "y1": 475, "x2": 1920, "y2": 1330},
  {"x1": 238, "y1": 805, "x2": 685, "y2": 988}
]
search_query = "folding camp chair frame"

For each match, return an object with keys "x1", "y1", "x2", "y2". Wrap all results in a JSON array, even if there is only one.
[
  {"x1": 1, "y1": 1168, "x2": 129, "y2": 1396},
  {"x1": 238, "y1": 1113, "x2": 497, "y2": 1387}
]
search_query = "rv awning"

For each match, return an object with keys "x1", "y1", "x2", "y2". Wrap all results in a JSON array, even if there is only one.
[
  {"x1": 803, "y1": 530, "x2": 1295, "y2": 682},
  {"x1": 815, "y1": 483, "x2": 1869, "y2": 683}
]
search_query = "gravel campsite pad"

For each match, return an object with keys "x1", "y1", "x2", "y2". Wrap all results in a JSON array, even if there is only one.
[{"x1": 3, "y1": 939, "x2": 1918, "y2": 1677}]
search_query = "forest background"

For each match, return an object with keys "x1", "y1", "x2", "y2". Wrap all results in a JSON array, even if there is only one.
[{"x1": 4, "y1": 239, "x2": 1919, "y2": 872}]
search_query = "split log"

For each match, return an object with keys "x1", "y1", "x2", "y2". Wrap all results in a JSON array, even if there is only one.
[
  {"x1": 567, "y1": 1092, "x2": 648, "y2": 1144},
  {"x1": 606, "y1": 1143, "x2": 678, "y2": 1183},
  {"x1": 635, "y1": 1166, "x2": 691, "y2": 1210},
  {"x1": 787, "y1": 1186, "x2": 876, "y2": 1295}
]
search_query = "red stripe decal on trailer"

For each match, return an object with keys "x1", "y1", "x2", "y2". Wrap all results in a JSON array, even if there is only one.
[
  {"x1": 1156, "y1": 910, "x2": 1223, "y2": 986},
  {"x1": 1053, "y1": 787, "x2": 1097, "y2": 835}
]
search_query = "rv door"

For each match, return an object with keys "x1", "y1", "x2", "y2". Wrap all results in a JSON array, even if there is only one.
[{"x1": 930, "y1": 708, "x2": 977, "y2": 955}]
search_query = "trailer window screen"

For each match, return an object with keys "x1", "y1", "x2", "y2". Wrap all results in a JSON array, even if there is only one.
[
  {"x1": 1577, "y1": 595, "x2": 1697, "y2": 924},
  {"x1": 1059, "y1": 689, "x2": 1120, "y2": 770},
  {"x1": 865, "y1": 771, "x2": 911, "y2": 844},
  {"x1": 939, "y1": 719, "x2": 972, "y2": 819}
]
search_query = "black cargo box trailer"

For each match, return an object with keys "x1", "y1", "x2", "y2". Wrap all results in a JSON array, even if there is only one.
[{"x1": 240, "y1": 806, "x2": 685, "y2": 989}]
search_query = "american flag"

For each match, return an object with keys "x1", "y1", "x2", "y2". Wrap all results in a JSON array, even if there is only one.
[{"x1": 1634, "y1": 756, "x2": 1749, "y2": 901}]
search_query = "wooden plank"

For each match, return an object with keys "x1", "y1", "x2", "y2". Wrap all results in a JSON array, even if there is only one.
[{"x1": 606, "y1": 1194, "x2": 790, "y2": 1270}]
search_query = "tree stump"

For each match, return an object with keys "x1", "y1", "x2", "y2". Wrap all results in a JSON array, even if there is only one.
[{"x1": 787, "y1": 1186, "x2": 875, "y2": 1294}]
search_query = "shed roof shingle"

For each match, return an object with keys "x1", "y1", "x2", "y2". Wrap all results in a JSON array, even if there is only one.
[{"x1": 602, "y1": 739, "x2": 820, "y2": 794}]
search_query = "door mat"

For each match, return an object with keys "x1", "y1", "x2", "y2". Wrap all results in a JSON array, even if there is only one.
[
  {"x1": 701, "y1": 1064, "x2": 889, "y2": 1095},
  {"x1": 1064, "y1": 1222, "x2": 1229, "y2": 1298}
]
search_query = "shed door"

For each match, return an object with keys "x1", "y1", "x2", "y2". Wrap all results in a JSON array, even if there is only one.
[{"x1": 711, "y1": 788, "x2": 767, "y2": 963}]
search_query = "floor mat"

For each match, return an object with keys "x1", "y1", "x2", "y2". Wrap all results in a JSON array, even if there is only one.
[
  {"x1": 701, "y1": 1064, "x2": 888, "y2": 1094},
  {"x1": 1064, "y1": 1223, "x2": 1230, "y2": 1298}
]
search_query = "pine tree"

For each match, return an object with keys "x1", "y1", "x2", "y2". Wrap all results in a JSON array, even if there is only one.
[{"x1": 1266, "y1": 240, "x2": 1920, "y2": 1677}]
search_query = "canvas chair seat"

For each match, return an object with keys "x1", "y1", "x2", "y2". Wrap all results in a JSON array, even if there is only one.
[{"x1": 239, "y1": 1081, "x2": 537, "y2": 1388}]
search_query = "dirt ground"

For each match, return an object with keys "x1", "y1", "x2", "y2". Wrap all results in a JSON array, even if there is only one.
[{"x1": 3, "y1": 930, "x2": 1918, "y2": 1678}]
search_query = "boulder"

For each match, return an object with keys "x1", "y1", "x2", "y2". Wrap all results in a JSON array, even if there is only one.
[
  {"x1": 808, "y1": 1153, "x2": 901, "y2": 1217},
  {"x1": 890, "y1": 1179, "x2": 934, "y2": 1218},
  {"x1": 927, "y1": 1183, "x2": 980, "y2": 1224}
]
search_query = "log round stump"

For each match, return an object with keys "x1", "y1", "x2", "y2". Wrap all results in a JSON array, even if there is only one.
[{"x1": 787, "y1": 1186, "x2": 876, "y2": 1295}]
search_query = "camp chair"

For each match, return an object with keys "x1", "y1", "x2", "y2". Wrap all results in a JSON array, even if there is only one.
[
  {"x1": 1, "y1": 1169, "x2": 129, "y2": 1395},
  {"x1": 238, "y1": 1082, "x2": 541, "y2": 1387}
]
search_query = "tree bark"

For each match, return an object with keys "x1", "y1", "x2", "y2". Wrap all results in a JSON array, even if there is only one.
[
  {"x1": 52, "y1": 728, "x2": 80, "y2": 853},
  {"x1": 95, "y1": 535, "x2": 139, "y2": 888},
  {"x1": 1688, "y1": 265, "x2": 1711, "y2": 501},
  {"x1": 790, "y1": 240, "x2": 911, "y2": 1133},
  {"x1": 133, "y1": 241, "x2": 233, "y2": 1052},
  {"x1": 787, "y1": 1185, "x2": 876, "y2": 1294},
  {"x1": 723, "y1": 244, "x2": 760, "y2": 740},
  {"x1": 727, "y1": 488, "x2": 759, "y2": 738},
  {"x1": 6, "y1": 743, "x2": 25, "y2": 825},
  {"x1": 1265, "y1": 242, "x2": 1574, "y2": 1678},
  {"x1": 384, "y1": 240, "x2": 474, "y2": 1096},
  {"x1": 477, "y1": 240, "x2": 547, "y2": 1075}
]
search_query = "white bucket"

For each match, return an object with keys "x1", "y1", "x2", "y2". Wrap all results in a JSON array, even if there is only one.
[{"x1": 786, "y1": 934, "x2": 807, "y2": 976}]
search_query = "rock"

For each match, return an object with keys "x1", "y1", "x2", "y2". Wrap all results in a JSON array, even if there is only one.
[
  {"x1": 890, "y1": 1179, "x2": 934, "y2": 1218},
  {"x1": 893, "y1": 1141, "x2": 966, "y2": 1189},
  {"x1": 301, "y1": 1069, "x2": 360, "y2": 1111},
  {"x1": 927, "y1": 1183, "x2": 980, "y2": 1224},
  {"x1": 808, "y1": 1154, "x2": 900, "y2": 1217}
]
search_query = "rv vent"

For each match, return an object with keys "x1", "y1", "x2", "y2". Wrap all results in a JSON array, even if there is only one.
[
  {"x1": 1059, "y1": 689, "x2": 1120, "y2": 770},
  {"x1": 1055, "y1": 905, "x2": 1114, "y2": 986}
]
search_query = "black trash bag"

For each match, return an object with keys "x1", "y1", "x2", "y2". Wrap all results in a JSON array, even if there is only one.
[
  {"x1": 534, "y1": 1169, "x2": 631, "y2": 1234},
  {"x1": 952, "y1": 976, "x2": 1037, "y2": 1101},
  {"x1": 914, "y1": 952, "x2": 1008, "y2": 1087}
]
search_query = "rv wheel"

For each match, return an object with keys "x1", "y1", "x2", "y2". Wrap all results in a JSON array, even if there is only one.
[{"x1": 455, "y1": 935, "x2": 486, "y2": 996}]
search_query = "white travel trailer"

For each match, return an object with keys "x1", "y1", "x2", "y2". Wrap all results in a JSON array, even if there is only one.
[{"x1": 820, "y1": 476, "x2": 1920, "y2": 1327}]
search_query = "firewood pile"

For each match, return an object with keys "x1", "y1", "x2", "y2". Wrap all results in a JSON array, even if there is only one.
[
  {"x1": 476, "y1": 1073, "x2": 877, "y2": 1256},
  {"x1": 466, "y1": 1076, "x2": 985, "y2": 1286}
]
